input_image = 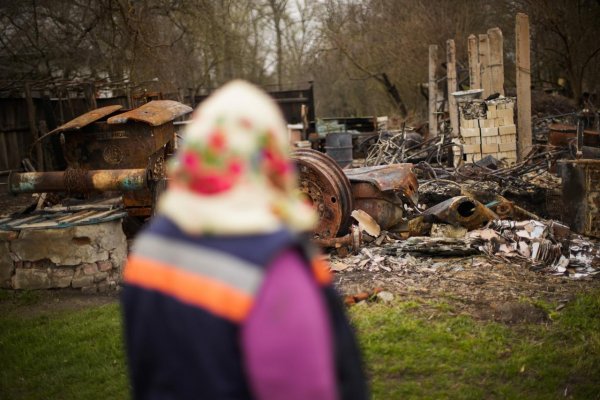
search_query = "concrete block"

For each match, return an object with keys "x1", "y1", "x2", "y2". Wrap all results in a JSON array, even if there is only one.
[
  {"x1": 481, "y1": 127, "x2": 499, "y2": 137},
  {"x1": 499, "y1": 142, "x2": 517, "y2": 151},
  {"x1": 486, "y1": 109, "x2": 497, "y2": 119},
  {"x1": 13, "y1": 268, "x2": 51, "y2": 289},
  {"x1": 460, "y1": 118, "x2": 474, "y2": 128},
  {"x1": 461, "y1": 127, "x2": 480, "y2": 138},
  {"x1": 479, "y1": 119, "x2": 494, "y2": 128},
  {"x1": 499, "y1": 125, "x2": 517, "y2": 135},
  {"x1": 10, "y1": 221, "x2": 126, "y2": 266},
  {"x1": 497, "y1": 108, "x2": 514, "y2": 119},
  {"x1": 463, "y1": 144, "x2": 480, "y2": 154},
  {"x1": 482, "y1": 143, "x2": 499, "y2": 153}
]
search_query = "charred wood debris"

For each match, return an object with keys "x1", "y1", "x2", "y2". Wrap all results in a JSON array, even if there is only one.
[{"x1": 298, "y1": 107, "x2": 600, "y2": 293}]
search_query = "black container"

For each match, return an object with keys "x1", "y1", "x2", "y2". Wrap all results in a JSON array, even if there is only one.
[{"x1": 325, "y1": 132, "x2": 353, "y2": 168}]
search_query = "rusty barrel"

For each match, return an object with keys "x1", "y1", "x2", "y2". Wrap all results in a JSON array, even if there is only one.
[
  {"x1": 325, "y1": 132, "x2": 353, "y2": 168},
  {"x1": 559, "y1": 159, "x2": 600, "y2": 238}
]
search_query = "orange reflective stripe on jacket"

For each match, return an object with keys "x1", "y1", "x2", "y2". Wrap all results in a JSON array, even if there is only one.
[{"x1": 124, "y1": 254, "x2": 254, "y2": 322}]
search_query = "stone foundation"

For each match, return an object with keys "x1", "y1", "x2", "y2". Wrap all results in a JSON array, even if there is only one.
[{"x1": 0, "y1": 220, "x2": 127, "y2": 292}]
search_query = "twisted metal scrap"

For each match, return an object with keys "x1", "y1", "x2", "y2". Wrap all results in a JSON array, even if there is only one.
[
  {"x1": 454, "y1": 145, "x2": 568, "y2": 192},
  {"x1": 365, "y1": 130, "x2": 462, "y2": 167}
]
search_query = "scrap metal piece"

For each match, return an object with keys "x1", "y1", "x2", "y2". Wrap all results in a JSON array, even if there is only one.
[
  {"x1": 351, "y1": 209, "x2": 381, "y2": 237},
  {"x1": 292, "y1": 149, "x2": 353, "y2": 238},
  {"x1": 387, "y1": 236, "x2": 479, "y2": 257},
  {"x1": 559, "y1": 159, "x2": 600, "y2": 238},
  {"x1": 423, "y1": 195, "x2": 498, "y2": 230},
  {"x1": 345, "y1": 164, "x2": 418, "y2": 205},
  {"x1": 548, "y1": 123, "x2": 600, "y2": 147},
  {"x1": 346, "y1": 163, "x2": 418, "y2": 230},
  {"x1": 312, "y1": 225, "x2": 362, "y2": 252},
  {"x1": 54, "y1": 105, "x2": 123, "y2": 132},
  {"x1": 107, "y1": 100, "x2": 192, "y2": 126},
  {"x1": 8, "y1": 169, "x2": 148, "y2": 194}
]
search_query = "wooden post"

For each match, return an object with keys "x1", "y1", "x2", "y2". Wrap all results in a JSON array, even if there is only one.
[
  {"x1": 479, "y1": 34, "x2": 492, "y2": 98},
  {"x1": 516, "y1": 13, "x2": 532, "y2": 161},
  {"x1": 24, "y1": 83, "x2": 44, "y2": 171},
  {"x1": 446, "y1": 39, "x2": 459, "y2": 137},
  {"x1": 467, "y1": 34, "x2": 480, "y2": 89},
  {"x1": 487, "y1": 27, "x2": 505, "y2": 95},
  {"x1": 428, "y1": 44, "x2": 438, "y2": 137},
  {"x1": 84, "y1": 82, "x2": 97, "y2": 110}
]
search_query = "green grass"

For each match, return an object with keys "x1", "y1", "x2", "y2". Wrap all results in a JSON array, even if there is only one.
[
  {"x1": 0, "y1": 295, "x2": 127, "y2": 400},
  {"x1": 0, "y1": 290, "x2": 599, "y2": 399},
  {"x1": 352, "y1": 293, "x2": 600, "y2": 399}
]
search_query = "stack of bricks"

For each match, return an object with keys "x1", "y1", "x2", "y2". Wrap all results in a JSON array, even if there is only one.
[{"x1": 458, "y1": 97, "x2": 517, "y2": 164}]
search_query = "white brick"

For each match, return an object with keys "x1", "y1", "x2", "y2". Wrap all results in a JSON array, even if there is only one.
[
  {"x1": 463, "y1": 144, "x2": 480, "y2": 154},
  {"x1": 482, "y1": 143, "x2": 499, "y2": 153},
  {"x1": 481, "y1": 127, "x2": 499, "y2": 137},
  {"x1": 499, "y1": 125, "x2": 517, "y2": 135},
  {"x1": 461, "y1": 127, "x2": 480, "y2": 138},
  {"x1": 499, "y1": 142, "x2": 517, "y2": 151},
  {"x1": 497, "y1": 108, "x2": 514, "y2": 119}
]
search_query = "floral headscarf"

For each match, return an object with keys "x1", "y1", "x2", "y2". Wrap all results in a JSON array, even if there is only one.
[{"x1": 158, "y1": 80, "x2": 316, "y2": 235}]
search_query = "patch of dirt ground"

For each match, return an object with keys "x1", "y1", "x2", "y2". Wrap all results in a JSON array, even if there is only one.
[
  {"x1": 332, "y1": 250, "x2": 600, "y2": 323},
  {"x1": 0, "y1": 290, "x2": 119, "y2": 318}
]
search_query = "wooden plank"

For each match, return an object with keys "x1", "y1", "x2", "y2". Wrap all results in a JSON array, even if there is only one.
[
  {"x1": 467, "y1": 34, "x2": 480, "y2": 90},
  {"x1": 16, "y1": 221, "x2": 60, "y2": 229},
  {"x1": 56, "y1": 210, "x2": 97, "y2": 223},
  {"x1": 24, "y1": 83, "x2": 44, "y2": 171},
  {"x1": 487, "y1": 27, "x2": 505, "y2": 95},
  {"x1": 428, "y1": 44, "x2": 439, "y2": 138},
  {"x1": 446, "y1": 39, "x2": 459, "y2": 137},
  {"x1": 6, "y1": 132, "x2": 20, "y2": 169},
  {"x1": 516, "y1": 13, "x2": 532, "y2": 161},
  {"x1": 76, "y1": 209, "x2": 120, "y2": 224},
  {"x1": 478, "y1": 34, "x2": 492, "y2": 98},
  {"x1": 0, "y1": 133, "x2": 8, "y2": 170},
  {"x1": 6, "y1": 215, "x2": 42, "y2": 227}
]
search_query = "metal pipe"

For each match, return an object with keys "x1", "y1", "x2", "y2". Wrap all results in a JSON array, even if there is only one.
[{"x1": 8, "y1": 169, "x2": 148, "y2": 194}]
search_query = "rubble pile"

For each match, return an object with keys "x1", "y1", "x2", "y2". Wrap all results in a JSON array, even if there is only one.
[{"x1": 311, "y1": 151, "x2": 600, "y2": 285}]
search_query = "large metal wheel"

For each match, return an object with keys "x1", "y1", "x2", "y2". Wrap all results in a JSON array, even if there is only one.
[{"x1": 291, "y1": 149, "x2": 353, "y2": 238}]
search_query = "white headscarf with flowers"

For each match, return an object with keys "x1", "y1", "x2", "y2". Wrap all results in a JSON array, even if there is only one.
[{"x1": 158, "y1": 80, "x2": 317, "y2": 235}]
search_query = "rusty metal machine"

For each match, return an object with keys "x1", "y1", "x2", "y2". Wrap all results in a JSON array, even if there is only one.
[
  {"x1": 557, "y1": 114, "x2": 600, "y2": 238},
  {"x1": 291, "y1": 149, "x2": 418, "y2": 250},
  {"x1": 8, "y1": 101, "x2": 192, "y2": 216}
]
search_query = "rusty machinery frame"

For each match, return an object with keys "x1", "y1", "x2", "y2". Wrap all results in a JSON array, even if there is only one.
[{"x1": 9, "y1": 101, "x2": 192, "y2": 216}]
